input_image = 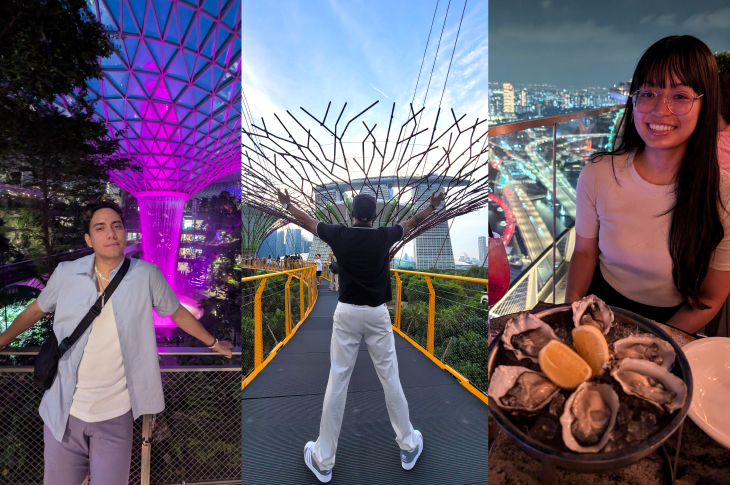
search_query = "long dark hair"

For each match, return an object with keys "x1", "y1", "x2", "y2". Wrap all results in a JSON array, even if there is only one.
[
  {"x1": 720, "y1": 73, "x2": 730, "y2": 125},
  {"x1": 593, "y1": 36, "x2": 722, "y2": 309}
]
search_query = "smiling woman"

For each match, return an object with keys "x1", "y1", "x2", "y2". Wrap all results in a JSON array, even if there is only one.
[{"x1": 565, "y1": 35, "x2": 730, "y2": 335}]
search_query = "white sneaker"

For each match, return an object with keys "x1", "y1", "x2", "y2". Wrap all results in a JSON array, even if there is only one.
[
  {"x1": 304, "y1": 441, "x2": 332, "y2": 483},
  {"x1": 400, "y1": 430, "x2": 423, "y2": 470}
]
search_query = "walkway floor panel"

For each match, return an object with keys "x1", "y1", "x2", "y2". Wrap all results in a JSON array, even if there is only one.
[{"x1": 242, "y1": 286, "x2": 488, "y2": 484}]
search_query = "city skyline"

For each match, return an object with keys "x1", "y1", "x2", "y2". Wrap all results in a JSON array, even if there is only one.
[{"x1": 490, "y1": 0, "x2": 730, "y2": 87}]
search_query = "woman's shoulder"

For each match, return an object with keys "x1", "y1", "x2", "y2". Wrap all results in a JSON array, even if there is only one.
[
  {"x1": 587, "y1": 150, "x2": 632, "y2": 168},
  {"x1": 579, "y1": 150, "x2": 632, "y2": 182}
]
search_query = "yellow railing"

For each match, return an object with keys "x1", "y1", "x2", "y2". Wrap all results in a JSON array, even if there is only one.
[
  {"x1": 390, "y1": 269, "x2": 489, "y2": 403},
  {"x1": 240, "y1": 257, "x2": 309, "y2": 272},
  {"x1": 240, "y1": 262, "x2": 318, "y2": 389}
]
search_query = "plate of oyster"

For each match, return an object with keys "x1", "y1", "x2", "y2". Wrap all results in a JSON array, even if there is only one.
[{"x1": 488, "y1": 296, "x2": 693, "y2": 473}]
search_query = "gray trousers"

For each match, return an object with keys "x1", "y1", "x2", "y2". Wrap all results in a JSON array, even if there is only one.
[{"x1": 44, "y1": 411, "x2": 133, "y2": 485}]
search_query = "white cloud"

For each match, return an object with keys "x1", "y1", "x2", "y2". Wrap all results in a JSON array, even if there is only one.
[{"x1": 684, "y1": 7, "x2": 730, "y2": 30}]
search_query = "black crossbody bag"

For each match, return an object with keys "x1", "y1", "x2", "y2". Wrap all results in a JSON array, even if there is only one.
[{"x1": 34, "y1": 258, "x2": 131, "y2": 391}]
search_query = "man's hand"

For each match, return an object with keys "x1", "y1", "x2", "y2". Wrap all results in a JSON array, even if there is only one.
[
  {"x1": 211, "y1": 340, "x2": 234, "y2": 358},
  {"x1": 401, "y1": 190, "x2": 446, "y2": 237},
  {"x1": 277, "y1": 188, "x2": 320, "y2": 235},
  {"x1": 429, "y1": 190, "x2": 445, "y2": 209},
  {"x1": 277, "y1": 188, "x2": 292, "y2": 206}
]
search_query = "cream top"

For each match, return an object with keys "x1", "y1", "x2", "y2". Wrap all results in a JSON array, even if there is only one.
[
  {"x1": 575, "y1": 149, "x2": 730, "y2": 307},
  {"x1": 70, "y1": 294, "x2": 131, "y2": 422},
  {"x1": 719, "y1": 132, "x2": 730, "y2": 175}
]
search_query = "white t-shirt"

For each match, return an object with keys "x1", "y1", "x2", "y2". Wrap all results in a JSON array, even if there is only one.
[
  {"x1": 315, "y1": 259, "x2": 323, "y2": 271},
  {"x1": 70, "y1": 294, "x2": 131, "y2": 422},
  {"x1": 575, "y1": 149, "x2": 730, "y2": 307}
]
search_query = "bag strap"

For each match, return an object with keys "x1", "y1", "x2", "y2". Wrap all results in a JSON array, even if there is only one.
[{"x1": 57, "y1": 258, "x2": 131, "y2": 356}]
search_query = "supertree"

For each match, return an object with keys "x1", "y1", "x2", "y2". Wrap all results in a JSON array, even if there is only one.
[
  {"x1": 240, "y1": 101, "x2": 488, "y2": 261},
  {"x1": 81, "y1": 0, "x2": 242, "y2": 303}
]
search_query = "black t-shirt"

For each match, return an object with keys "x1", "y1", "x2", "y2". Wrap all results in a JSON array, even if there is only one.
[{"x1": 316, "y1": 222, "x2": 404, "y2": 306}]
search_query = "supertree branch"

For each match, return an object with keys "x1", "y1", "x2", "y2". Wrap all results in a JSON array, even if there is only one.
[{"x1": 240, "y1": 101, "x2": 487, "y2": 257}]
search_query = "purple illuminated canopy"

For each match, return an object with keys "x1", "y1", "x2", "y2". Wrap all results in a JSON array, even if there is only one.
[
  {"x1": 87, "y1": 0, "x2": 242, "y2": 195},
  {"x1": 83, "y1": 0, "x2": 242, "y2": 322}
]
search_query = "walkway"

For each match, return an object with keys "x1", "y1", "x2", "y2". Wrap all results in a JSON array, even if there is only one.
[{"x1": 241, "y1": 283, "x2": 488, "y2": 484}]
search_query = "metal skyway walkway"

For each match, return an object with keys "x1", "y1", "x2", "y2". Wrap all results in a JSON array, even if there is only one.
[{"x1": 241, "y1": 283, "x2": 489, "y2": 485}]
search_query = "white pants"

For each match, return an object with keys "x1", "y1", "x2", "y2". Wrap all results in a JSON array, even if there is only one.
[
  {"x1": 328, "y1": 273, "x2": 339, "y2": 291},
  {"x1": 312, "y1": 302, "x2": 417, "y2": 470}
]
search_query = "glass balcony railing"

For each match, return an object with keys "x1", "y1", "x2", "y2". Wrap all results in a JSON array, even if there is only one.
[{"x1": 488, "y1": 106, "x2": 624, "y2": 315}]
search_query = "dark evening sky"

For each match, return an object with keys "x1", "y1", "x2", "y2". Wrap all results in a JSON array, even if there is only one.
[{"x1": 489, "y1": 0, "x2": 730, "y2": 87}]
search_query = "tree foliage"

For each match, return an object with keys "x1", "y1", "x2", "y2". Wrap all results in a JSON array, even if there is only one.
[
  {"x1": 0, "y1": 0, "x2": 135, "y2": 273},
  {"x1": 716, "y1": 51, "x2": 730, "y2": 75}
]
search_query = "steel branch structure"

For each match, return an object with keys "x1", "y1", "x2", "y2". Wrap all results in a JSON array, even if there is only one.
[{"x1": 241, "y1": 101, "x2": 488, "y2": 258}]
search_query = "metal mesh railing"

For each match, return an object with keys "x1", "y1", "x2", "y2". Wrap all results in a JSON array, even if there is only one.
[
  {"x1": 0, "y1": 354, "x2": 241, "y2": 485},
  {"x1": 389, "y1": 269, "x2": 489, "y2": 396},
  {"x1": 0, "y1": 368, "x2": 43, "y2": 485},
  {"x1": 146, "y1": 369, "x2": 241, "y2": 485}
]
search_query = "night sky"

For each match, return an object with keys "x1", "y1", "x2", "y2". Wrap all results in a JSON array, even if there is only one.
[{"x1": 490, "y1": 0, "x2": 730, "y2": 87}]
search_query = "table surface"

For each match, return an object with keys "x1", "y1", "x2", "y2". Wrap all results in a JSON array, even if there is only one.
[{"x1": 488, "y1": 303, "x2": 730, "y2": 485}]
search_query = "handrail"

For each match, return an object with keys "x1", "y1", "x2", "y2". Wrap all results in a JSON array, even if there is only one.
[
  {"x1": 488, "y1": 105, "x2": 622, "y2": 137},
  {"x1": 501, "y1": 224, "x2": 574, "y2": 297},
  {"x1": 0, "y1": 347, "x2": 244, "y2": 356},
  {"x1": 240, "y1": 264, "x2": 315, "y2": 282},
  {"x1": 390, "y1": 268, "x2": 488, "y2": 286},
  {"x1": 490, "y1": 226, "x2": 576, "y2": 317},
  {"x1": 239, "y1": 262, "x2": 318, "y2": 387},
  {"x1": 388, "y1": 268, "x2": 488, "y2": 403}
]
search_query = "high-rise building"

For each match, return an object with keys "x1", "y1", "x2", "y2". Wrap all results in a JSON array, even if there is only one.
[
  {"x1": 562, "y1": 91, "x2": 571, "y2": 109},
  {"x1": 520, "y1": 89, "x2": 527, "y2": 107},
  {"x1": 413, "y1": 186, "x2": 455, "y2": 270},
  {"x1": 503, "y1": 83, "x2": 515, "y2": 114},
  {"x1": 287, "y1": 228, "x2": 302, "y2": 255},
  {"x1": 258, "y1": 232, "x2": 278, "y2": 258},
  {"x1": 478, "y1": 236, "x2": 487, "y2": 265},
  {"x1": 276, "y1": 230, "x2": 285, "y2": 257}
]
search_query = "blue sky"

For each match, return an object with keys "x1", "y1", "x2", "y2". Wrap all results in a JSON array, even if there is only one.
[{"x1": 241, "y1": 0, "x2": 488, "y2": 261}]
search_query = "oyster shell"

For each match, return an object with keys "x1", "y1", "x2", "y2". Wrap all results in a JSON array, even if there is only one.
[
  {"x1": 613, "y1": 334, "x2": 675, "y2": 370},
  {"x1": 502, "y1": 312, "x2": 562, "y2": 363},
  {"x1": 572, "y1": 295, "x2": 613, "y2": 335},
  {"x1": 560, "y1": 381, "x2": 619, "y2": 453},
  {"x1": 611, "y1": 358, "x2": 687, "y2": 413},
  {"x1": 489, "y1": 365, "x2": 560, "y2": 414}
]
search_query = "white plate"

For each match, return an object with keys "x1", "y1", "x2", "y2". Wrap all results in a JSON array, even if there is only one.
[{"x1": 682, "y1": 337, "x2": 730, "y2": 450}]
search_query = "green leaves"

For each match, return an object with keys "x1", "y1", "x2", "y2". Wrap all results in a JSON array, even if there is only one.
[{"x1": 716, "y1": 51, "x2": 730, "y2": 75}]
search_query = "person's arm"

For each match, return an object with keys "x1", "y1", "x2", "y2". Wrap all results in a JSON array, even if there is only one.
[
  {"x1": 565, "y1": 235, "x2": 599, "y2": 303},
  {"x1": 401, "y1": 191, "x2": 446, "y2": 237},
  {"x1": 666, "y1": 267, "x2": 730, "y2": 334},
  {"x1": 169, "y1": 305, "x2": 233, "y2": 358},
  {"x1": 0, "y1": 300, "x2": 47, "y2": 351},
  {"x1": 277, "y1": 189, "x2": 319, "y2": 235}
]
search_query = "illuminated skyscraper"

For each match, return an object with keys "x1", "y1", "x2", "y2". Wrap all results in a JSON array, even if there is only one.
[{"x1": 503, "y1": 83, "x2": 515, "y2": 114}]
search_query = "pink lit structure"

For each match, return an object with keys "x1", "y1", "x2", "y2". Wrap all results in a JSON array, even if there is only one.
[{"x1": 84, "y1": 0, "x2": 242, "y2": 324}]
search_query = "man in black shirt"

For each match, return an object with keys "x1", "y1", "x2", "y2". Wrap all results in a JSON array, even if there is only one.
[{"x1": 276, "y1": 188, "x2": 444, "y2": 483}]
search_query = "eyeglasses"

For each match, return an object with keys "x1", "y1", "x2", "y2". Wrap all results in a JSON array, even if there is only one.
[{"x1": 630, "y1": 89, "x2": 704, "y2": 116}]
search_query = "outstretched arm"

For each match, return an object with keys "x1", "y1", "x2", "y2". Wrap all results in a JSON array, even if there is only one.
[
  {"x1": 277, "y1": 189, "x2": 320, "y2": 235},
  {"x1": 0, "y1": 300, "x2": 47, "y2": 351},
  {"x1": 170, "y1": 304, "x2": 233, "y2": 358},
  {"x1": 401, "y1": 191, "x2": 446, "y2": 237}
]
